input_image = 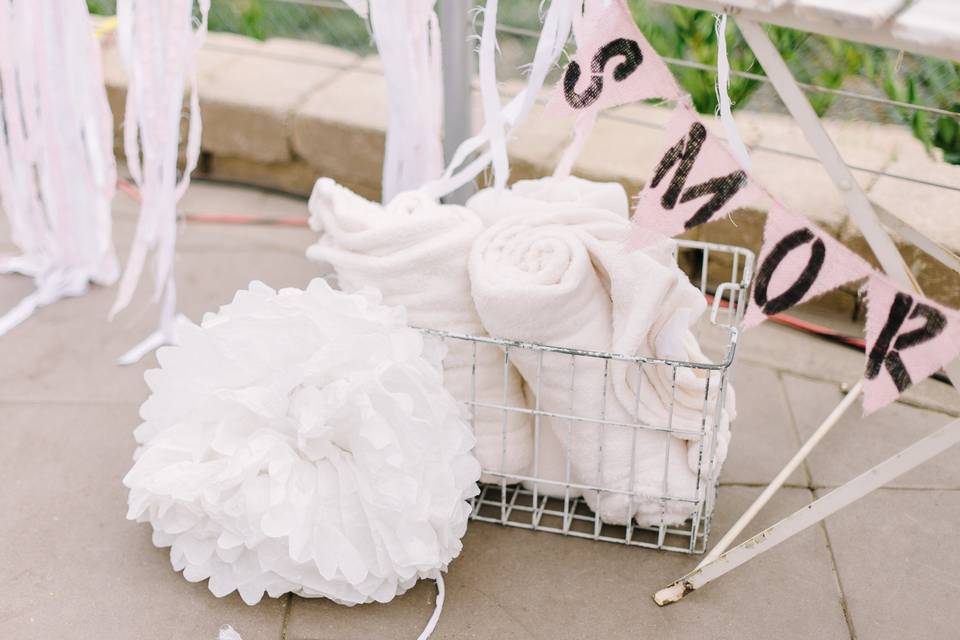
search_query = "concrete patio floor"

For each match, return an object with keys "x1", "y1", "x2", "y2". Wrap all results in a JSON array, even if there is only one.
[{"x1": 1, "y1": 180, "x2": 958, "y2": 640}]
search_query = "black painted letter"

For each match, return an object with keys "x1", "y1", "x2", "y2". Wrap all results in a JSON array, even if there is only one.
[
  {"x1": 563, "y1": 38, "x2": 642, "y2": 110},
  {"x1": 866, "y1": 293, "x2": 946, "y2": 392},
  {"x1": 648, "y1": 121, "x2": 747, "y2": 228},
  {"x1": 753, "y1": 228, "x2": 826, "y2": 316}
]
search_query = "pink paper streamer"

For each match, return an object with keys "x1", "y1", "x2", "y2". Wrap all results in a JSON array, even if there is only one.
[
  {"x1": 545, "y1": 0, "x2": 682, "y2": 118},
  {"x1": 629, "y1": 105, "x2": 764, "y2": 244},
  {"x1": 742, "y1": 203, "x2": 873, "y2": 329},
  {"x1": 862, "y1": 274, "x2": 960, "y2": 415},
  {"x1": 0, "y1": 0, "x2": 117, "y2": 336}
]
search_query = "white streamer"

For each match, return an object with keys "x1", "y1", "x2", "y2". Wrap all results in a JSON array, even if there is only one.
[
  {"x1": 368, "y1": 0, "x2": 445, "y2": 202},
  {"x1": 0, "y1": 0, "x2": 118, "y2": 337},
  {"x1": 477, "y1": 0, "x2": 509, "y2": 189},
  {"x1": 216, "y1": 576, "x2": 446, "y2": 640},
  {"x1": 715, "y1": 14, "x2": 752, "y2": 172},
  {"x1": 111, "y1": 0, "x2": 209, "y2": 364},
  {"x1": 421, "y1": 0, "x2": 575, "y2": 199}
]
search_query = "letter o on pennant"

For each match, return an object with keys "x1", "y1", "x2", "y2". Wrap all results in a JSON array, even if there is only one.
[{"x1": 754, "y1": 228, "x2": 826, "y2": 316}]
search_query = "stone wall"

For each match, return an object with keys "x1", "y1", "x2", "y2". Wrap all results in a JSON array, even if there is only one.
[{"x1": 98, "y1": 28, "x2": 960, "y2": 309}]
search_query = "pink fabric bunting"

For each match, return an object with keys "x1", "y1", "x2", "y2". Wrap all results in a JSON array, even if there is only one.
[
  {"x1": 863, "y1": 274, "x2": 960, "y2": 415},
  {"x1": 742, "y1": 203, "x2": 873, "y2": 329},
  {"x1": 629, "y1": 106, "x2": 764, "y2": 244},
  {"x1": 544, "y1": 0, "x2": 682, "y2": 118}
]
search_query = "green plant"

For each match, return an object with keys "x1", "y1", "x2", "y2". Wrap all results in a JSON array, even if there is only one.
[
  {"x1": 623, "y1": 1, "x2": 959, "y2": 163},
  {"x1": 626, "y1": 1, "x2": 858, "y2": 116},
  {"x1": 86, "y1": 0, "x2": 110, "y2": 14},
  {"x1": 878, "y1": 54, "x2": 960, "y2": 163}
]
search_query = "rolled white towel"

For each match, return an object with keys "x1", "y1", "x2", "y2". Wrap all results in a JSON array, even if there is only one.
[
  {"x1": 470, "y1": 176, "x2": 733, "y2": 488},
  {"x1": 467, "y1": 176, "x2": 628, "y2": 500},
  {"x1": 306, "y1": 178, "x2": 531, "y2": 483},
  {"x1": 605, "y1": 239, "x2": 736, "y2": 478},
  {"x1": 469, "y1": 207, "x2": 701, "y2": 526}
]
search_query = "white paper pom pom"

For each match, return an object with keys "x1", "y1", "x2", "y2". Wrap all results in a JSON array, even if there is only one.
[{"x1": 124, "y1": 279, "x2": 481, "y2": 606}]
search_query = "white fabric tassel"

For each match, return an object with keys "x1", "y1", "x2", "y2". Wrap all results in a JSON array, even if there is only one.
[
  {"x1": 368, "y1": 0, "x2": 445, "y2": 202},
  {"x1": 216, "y1": 576, "x2": 444, "y2": 640},
  {"x1": 111, "y1": 0, "x2": 209, "y2": 364},
  {"x1": 0, "y1": 0, "x2": 117, "y2": 336},
  {"x1": 477, "y1": 0, "x2": 509, "y2": 189},
  {"x1": 714, "y1": 14, "x2": 752, "y2": 172},
  {"x1": 421, "y1": 0, "x2": 575, "y2": 199}
]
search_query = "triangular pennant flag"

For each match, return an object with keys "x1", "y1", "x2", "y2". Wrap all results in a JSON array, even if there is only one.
[
  {"x1": 544, "y1": 0, "x2": 682, "y2": 118},
  {"x1": 629, "y1": 105, "x2": 764, "y2": 243},
  {"x1": 742, "y1": 203, "x2": 874, "y2": 329},
  {"x1": 863, "y1": 274, "x2": 960, "y2": 415}
]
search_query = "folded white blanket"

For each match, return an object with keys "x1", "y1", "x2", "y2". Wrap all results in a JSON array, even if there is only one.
[
  {"x1": 306, "y1": 178, "x2": 531, "y2": 482},
  {"x1": 469, "y1": 202, "x2": 731, "y2": 526}
]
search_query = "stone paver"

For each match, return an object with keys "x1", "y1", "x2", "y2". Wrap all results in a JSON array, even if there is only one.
[
  {"x1": 5, "y1": 179, "x2": 960, "y2": 639},
  {"x1": 286, "y1": 487, "x2": 849, "y2": 640},
  {"x1": 782, "y1": 375, "x2": 960, "y2": 489},
  {"x1": 0, "y1": 403, "x2": 287, "y2": 640},
  {"x1": 818, "y1": 488, "x2": 960, "y2": 640},
  {"x1": 0, "y1": 187, "x2": 318, "y2": 405},
  {"x1": 720, "y1": 362, "x2": 808, "y2": 487}
]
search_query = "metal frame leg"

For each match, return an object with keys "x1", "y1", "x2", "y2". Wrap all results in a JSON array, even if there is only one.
[
  {"x1": 654, "y1": 16, "x2": 960, "y2": 605},
  {"x1": 438, "y1": 0, "x2": 475, "y2": 205},
  {"x1": 656, "y1": 416, "x2": 960, "y2": 605}
]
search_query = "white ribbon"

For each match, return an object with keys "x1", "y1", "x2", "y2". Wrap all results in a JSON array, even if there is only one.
[
  {"x1": 110, "y1": 0, "x2": 209, "y2": 363},
  {"x1": 217, "y1": 575, "x2": 446, "y2": 640},
  {"x1": 368, "y1": 0, "x2": 445, "y2": 202},
  {"x1": 478, "y1": 0, "x2": 509, "y2": 189},
  {"x1": 420, "y1": 0, "x2": 575, "y2": 199},
  {"x1": 715, "y1": 14, "x2": 752, "y2": 172}
]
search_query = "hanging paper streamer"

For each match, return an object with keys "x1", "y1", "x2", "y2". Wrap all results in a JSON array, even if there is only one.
[
  {"x1": 629, "y1": 105, "x2": 764, "y2": 244},
  {"x1": 863, "y1": 274, "x2": 960, "y2": 415},
  {"x1": 420, "y1": 0, "x2": 576, "y2": 200},
  {"x1": 0, "y1": 0, "x2": 117, "y2": 336},
  {"x1": 476, "y1": 0, "x2": 509, "y2": 189},
  {"x1": 111, "y1": 0, "x2": 209, "y2": 364},
  {"x1": 545, "y1": 0, "x2": 682, "y2": 118},
  {"x1": 713, "y1": 14, "x2": 752, "y2": 172},
  {"x1": 742, "y1": 204, "x2": 873, "y2": 329},
  {"x1": 367, "y1": 0, "x2": 445, "y2": 202}
]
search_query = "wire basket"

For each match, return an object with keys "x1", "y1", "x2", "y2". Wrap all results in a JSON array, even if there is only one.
[{"x1": 420, "y1": 239, "x2": 754, "y2": 554}]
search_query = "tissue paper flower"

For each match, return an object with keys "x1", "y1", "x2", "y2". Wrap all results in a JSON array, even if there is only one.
[{"x1": 124, "y1": 279, "x2": 481, "y2": 606}]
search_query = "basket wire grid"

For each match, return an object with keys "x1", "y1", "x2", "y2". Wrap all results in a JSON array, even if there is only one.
[{"x1": 421, "y1": 239, "x2": 754, "y2": 554}]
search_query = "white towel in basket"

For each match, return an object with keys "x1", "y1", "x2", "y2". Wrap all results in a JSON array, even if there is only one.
[
  {"x1": 466, "y1": 175, "x2": 630, "y2": 226},
  {"x1": 305, "y1": 178, "x2": 531, "y2": 482},
  {"x1": 469, "y1": 204, "x2": 730, "y2": 526},
  {"x1": 468, "y1": 176, "x2": 629, "y2": 500}
]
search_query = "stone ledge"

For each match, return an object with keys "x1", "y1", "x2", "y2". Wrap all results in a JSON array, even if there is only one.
[{"x1": 98, "y1": 27, "x2": 960, "y2": 309}]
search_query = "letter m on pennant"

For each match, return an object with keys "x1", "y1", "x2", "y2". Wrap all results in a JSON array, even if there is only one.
[{"x1": 632, "y1": 107, "x2": 763, "y2": 240}]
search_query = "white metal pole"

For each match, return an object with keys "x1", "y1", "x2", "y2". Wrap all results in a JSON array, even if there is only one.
[
  {"x1": 694, "y1": 380, "x2": 862, "y2": 569},
  {"x1": 655, "y1": 415, "x2": 960, "y2": 605},
  {"x1": 736, "y1": 18, "x2": 916, "y2": 289},
  {"x1": 438, "y1": 0, "x2": 475, "y2": 205}
]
